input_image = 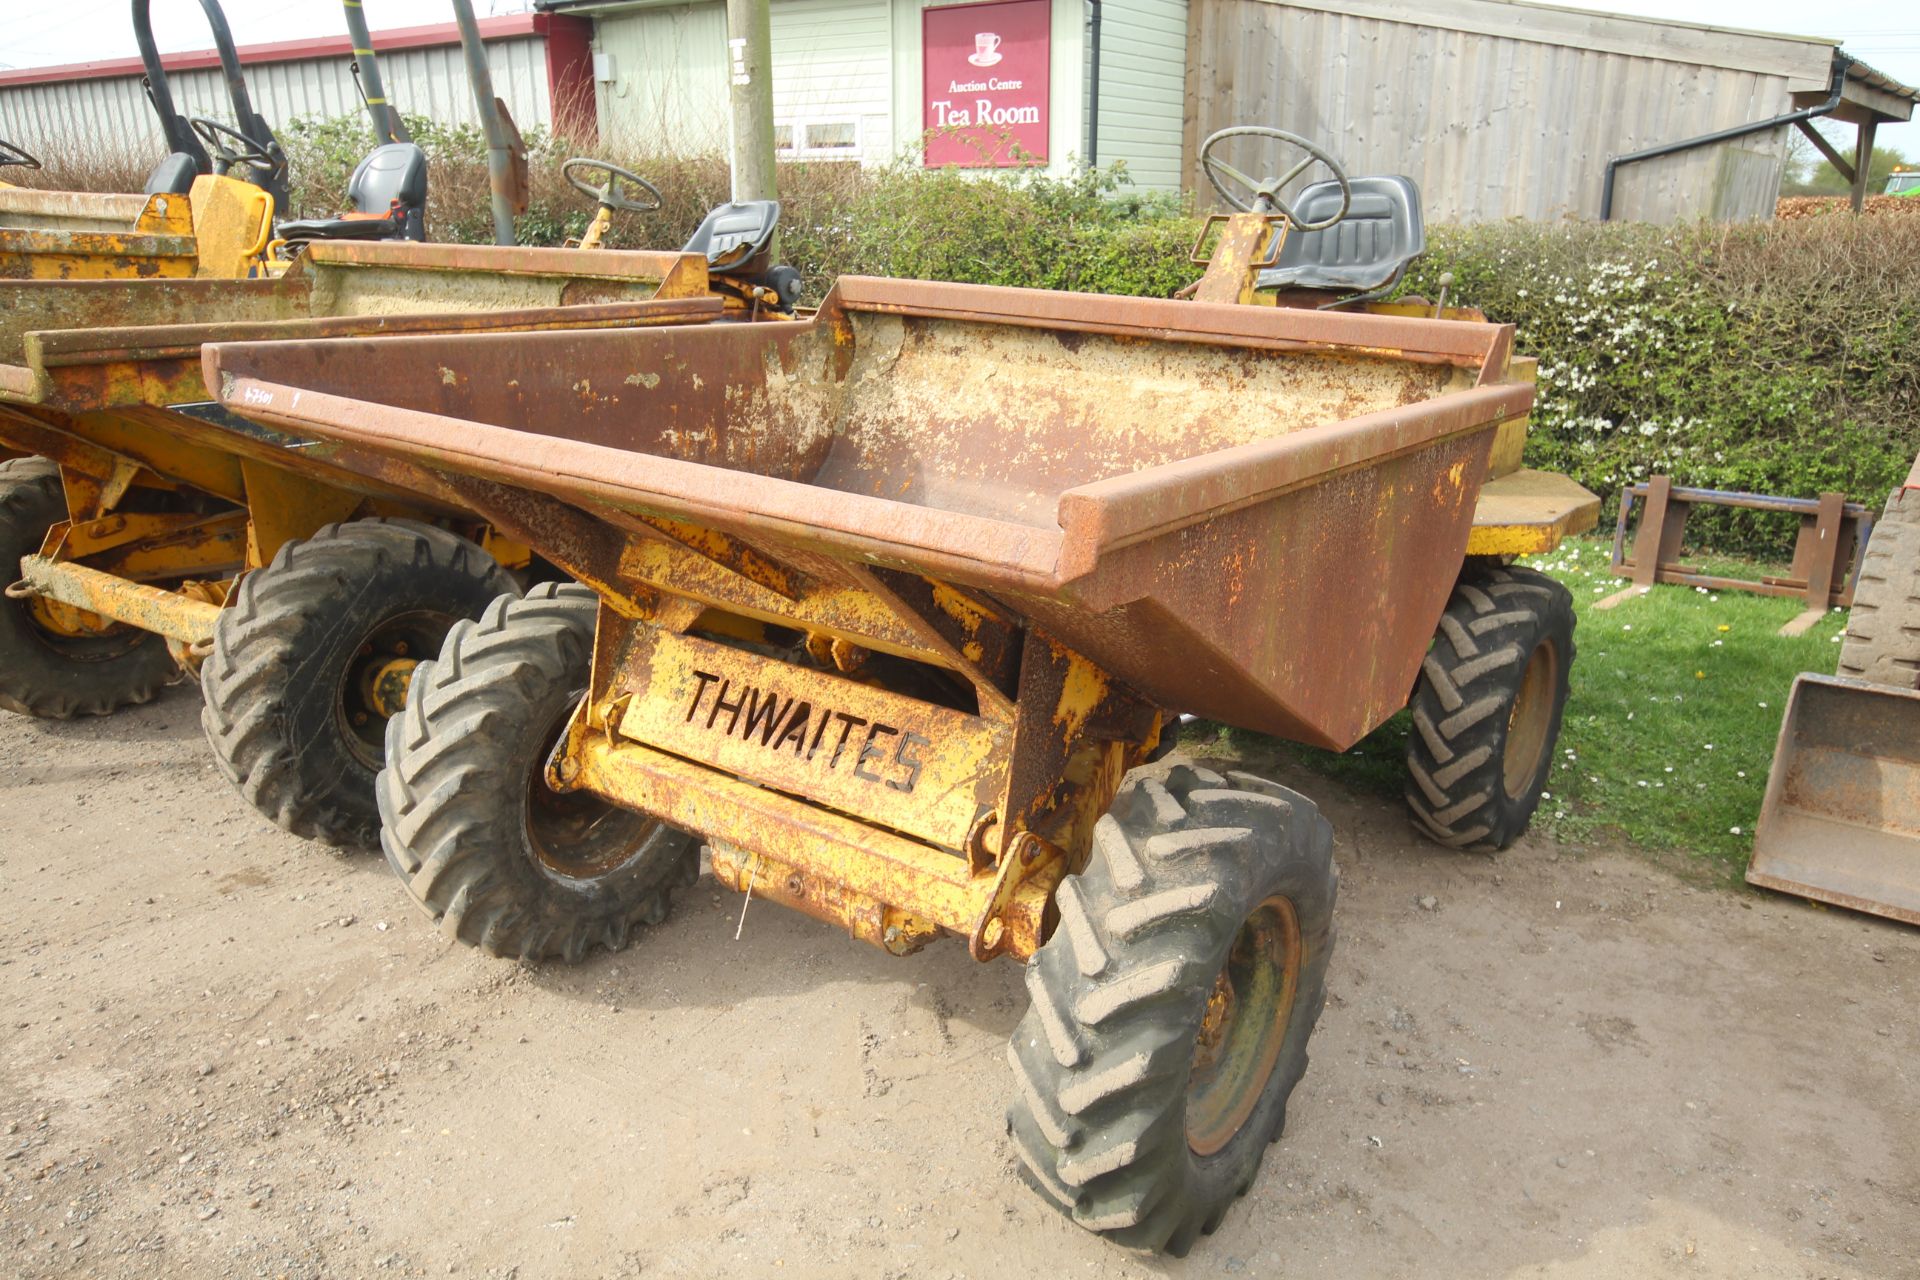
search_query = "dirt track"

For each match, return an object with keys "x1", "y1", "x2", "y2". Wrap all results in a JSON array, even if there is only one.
[{"x1": 2, "y1": 685, "x2": 1917, "y2": 1279}]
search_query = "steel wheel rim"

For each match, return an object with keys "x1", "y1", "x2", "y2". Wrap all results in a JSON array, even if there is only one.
[
  {"x1": 524, "y1": 697, "x2": 662, "y2": 881},
  {"x1": 1501, "y1": 637, "x2": 1560, "y2": 801},
  {"x1": 15, "y1": 590, "x2": 152, "y2": 662},
  {"x1": 1186, "y1": 894, "x2": 1302, "y2": 1157},
  {"x1": 335, "y1": 609, "x2": 455, "y2": 769}
]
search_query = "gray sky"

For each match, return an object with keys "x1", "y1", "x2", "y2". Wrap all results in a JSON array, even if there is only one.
[{"x1": 4, "y1": 0, "x2": 1914, "y2": 155}]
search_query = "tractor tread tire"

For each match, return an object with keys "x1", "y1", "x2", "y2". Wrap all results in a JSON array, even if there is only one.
[
  {"x1": 1838, "y1": 488, "x2": 1920, "y2": 689},
  {"x1": 1006, "y1": 764, "x2": 1336, "y2": 1255},
  {"x1": 1403, "y1": 565, "x2": 1574, "y2": 852},
  {"x1": 200, "y1": 518, "x2": 516, "y2": 849},
  {"x1": 0, "y1": 457, "x2": 179, "y2": 719},
  {"x1": 377, "y1": 583, "x2": 700, "y2": 964}
]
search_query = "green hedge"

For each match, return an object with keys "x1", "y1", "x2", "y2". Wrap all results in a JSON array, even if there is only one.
[
  {"x1": 275, "y1": 116, "x2": 1920, "y2": 543},
  {"x1": 1396, "y1": 219, "x2": 1920, "y2": 547}
]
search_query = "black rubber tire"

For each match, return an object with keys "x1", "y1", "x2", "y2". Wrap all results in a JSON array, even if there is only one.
[
  {"x1": 200, "y1": 518, "x2": 517, "y2": 849},
  {"x1": 1403, "y1": 565, "x2": 1575, "y2": 852},
  {"x1": 1838, "y1": 488, "x2": 1920, "y2": 689},
  {"x1": 0, "y1": 457, "x2": 179, "y2": 719},
  {"x1": 1006, "y1": 764, "x2": 1336, "y2": 1256},
  {"x1": 377, "y1": 583, "x2": 701, "y2": 963}
]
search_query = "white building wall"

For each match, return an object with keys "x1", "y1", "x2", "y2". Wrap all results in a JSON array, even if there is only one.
[
  {"x1": 1093, "y1": 0, "x2": 1187, "y2": 190},
  {"x1": 771, "y1": 0, "x2": 895, "y2": 163},
  {"x1": 0, "y1": 37, "x2": 553, "y2": 159},
  {"x1": 592, "y1": 3, "x2": 731, "y2": 152},
  {"x1": 594, "y1": 0, "x2": 1096, "y2": 177}
]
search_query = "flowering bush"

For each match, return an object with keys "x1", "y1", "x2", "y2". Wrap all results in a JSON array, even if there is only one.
[{"x1": 1399, "y1": 218, "x2": 1920, "y2": 550}]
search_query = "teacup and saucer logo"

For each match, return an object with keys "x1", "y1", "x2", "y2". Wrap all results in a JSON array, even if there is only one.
[
  {"x1": 968, "y1": 31, "x2": 1002, "y2": 66},
  {"x1": 922, "y1": 0, "x2": 1050, "y2": 167}
]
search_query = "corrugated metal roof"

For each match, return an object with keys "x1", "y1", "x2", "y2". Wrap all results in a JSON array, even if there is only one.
[
  {"x1": 0, "y1": 16, "x2": 544, "y2": 88},
  {"x1": 0, "y1": 34, "x2": 555, "y2": 152}
]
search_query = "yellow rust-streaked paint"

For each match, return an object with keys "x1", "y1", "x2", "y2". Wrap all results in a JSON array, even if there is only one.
[
  {"x1": 1191, "y1": 213, "x2": 1287, "y2": 306},
  {"x1": 16, "y1": 554, "x2": 221, "y2": 644},
  {"x1": 563, "y1": 719, "x2": 1056, "y2": 960},
  {"x1": 613, "y1": 628, "x2": 1007, "y2": 852},
  {"x1": 1467, "y1": 467, "x2": 1601, "y2": 556},
  {"x1": 0, "y1": 177, "x2": 275, "y2": 281},
  {"x1": 239, "y1": 460, "x2": 367, "y2": 568}
]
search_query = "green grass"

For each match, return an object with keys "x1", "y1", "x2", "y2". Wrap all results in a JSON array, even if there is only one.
[{"x1": 1191, "y1": 538, "x2": 1851, "y2": 878}]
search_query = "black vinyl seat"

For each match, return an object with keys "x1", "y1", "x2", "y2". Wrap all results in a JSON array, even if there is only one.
[
  {"x1": 680, "y1": 199, "x2": 801, "y2": 310},
  {"x1": 682, "y1": 200, "x2": 780, "y2": 275},
  {"x1": 276, "y1": 142, "x2": 428, "y2": 243},
  {"x1": 144, "y1": 152, "x2": 200, "y2": 196},
  {"x1": 1257, "y1": 175, "x2": 1424, "y2": 295}
]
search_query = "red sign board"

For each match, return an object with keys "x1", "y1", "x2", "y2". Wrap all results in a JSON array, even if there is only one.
[{"x1": 922, "y1": 0, "x2": 1050, "y2": 168}]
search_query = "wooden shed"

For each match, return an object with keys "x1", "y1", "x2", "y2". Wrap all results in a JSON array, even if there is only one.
[{"x1": 1184, "y1": 0, "x2": 1918, "y2": 222}]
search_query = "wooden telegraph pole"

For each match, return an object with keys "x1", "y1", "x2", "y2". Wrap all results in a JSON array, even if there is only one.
[{"x1": 726, "y1": 0, "x2": 778, "y2": 207}]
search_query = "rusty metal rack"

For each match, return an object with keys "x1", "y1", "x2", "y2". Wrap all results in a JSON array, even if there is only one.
[{"x1": 1610, "y1": 475, "x2": 1872, "y2": 618}]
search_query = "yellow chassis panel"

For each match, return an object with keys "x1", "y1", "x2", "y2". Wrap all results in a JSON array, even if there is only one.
[
  {"x1": 616, "y1": 629, "x2": 1007, "y2": 851},
  {"x1": 1467, "y1": 468, "x2": 1601, "y2": 556},
  {"x1": 560, "y1": 721, "x2": 1062, "y2": 960}
]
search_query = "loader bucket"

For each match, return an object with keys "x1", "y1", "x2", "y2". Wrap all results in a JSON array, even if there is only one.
[{"x1": 1749, "y1": 673, "x2": 1920, "y2": 926}]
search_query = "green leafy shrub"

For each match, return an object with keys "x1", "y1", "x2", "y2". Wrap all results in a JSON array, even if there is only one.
[
  {"x1": 280, "y1": 115, "x2": 1201, "y2": 301},
  {"x1": 1398, "y1": 219, "x2": 1920, "y2": 548}
]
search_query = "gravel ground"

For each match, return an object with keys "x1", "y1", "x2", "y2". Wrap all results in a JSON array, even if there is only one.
[{"x1": 2, "y1": 685, "x2": 1916, "y2": 1279}]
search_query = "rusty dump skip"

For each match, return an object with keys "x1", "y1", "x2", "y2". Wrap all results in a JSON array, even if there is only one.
[
  {"x1": 1749, "y1": 673, "x2": 1920, "y2": 927},
  {"x1": 0, "y1": 239, "x2": 718, "y2": 411},
  {"x1": 0, "y1": 189, "x2": 160, "y2": 234},
  {"x1": 207, "y1": 276, "x2": 1532, "y2": 748}
]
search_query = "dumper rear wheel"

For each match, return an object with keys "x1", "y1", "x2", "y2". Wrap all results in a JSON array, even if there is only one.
[
  {"x1": 0, "y1": 457, "x2": 179, "y2": 719},
  {"x1": 200, "y1": 519, "x2": 517, "y2": 849},
  {"x1": 1006, "y1": 765, "x2": 1335, "y2": 1255},
  {"x1": 1404, "y1": 565, "x2": 1574, "y2": 851},
  {"x1": 1838, "y1": 488, "x2": 1920, "y2": 688},
  {"x1": 377, "y1": 583, "x2": 701, "y2": 962}
]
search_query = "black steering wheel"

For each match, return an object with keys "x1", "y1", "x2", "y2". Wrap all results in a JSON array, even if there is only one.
[
  {"x1": 563, "y1": 158, "x2": 663, "y2": 214},
  {"x1": 0, "y1": 139, "x2": 40, "y2": 170},
  {"x1": 189, "y1": 116, "x2": 284, "y2": 180},
  {"x1": 1199, "y1": 126, "x2": 1352, "y2": 231}
]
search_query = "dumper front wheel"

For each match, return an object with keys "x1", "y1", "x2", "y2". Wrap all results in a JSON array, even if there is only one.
[
  {"x1": 1404, "y1": 565, "x2": 1574, "y2": 851},
  {"x1": 377, "y1": 583, "x2": 701, "y2": 962},
  {"x1": 200, "y1": 519, "x2": 517, "y2": 849},
  {"x1": 0, "y1": 457, "x2": 178, "y2": 719},
  {"x1": 1838, "y1": 488, "x2": 1920, "y2": 688},
  {"x1": 1006, "y1": 765, "x2": 1336, "y2": 1255}
]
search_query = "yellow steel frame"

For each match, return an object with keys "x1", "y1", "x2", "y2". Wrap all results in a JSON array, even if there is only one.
[
  {"x1": 0, "y1": 406, "x2": 509, "y2": 654},
  {"x1": 0, "y1": 175, "x2": 273, "y2": 281},
  {"x1": 446, "y1": 481, "x2": 1156, "y2": 962},
  {"x1": 0, "y1": 226, "x2": 751, "y2": 657}
]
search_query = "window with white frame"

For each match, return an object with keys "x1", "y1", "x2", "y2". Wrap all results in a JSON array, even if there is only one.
[{"x1": 775, "y1": 117, "x2": 861, "y2": 160}]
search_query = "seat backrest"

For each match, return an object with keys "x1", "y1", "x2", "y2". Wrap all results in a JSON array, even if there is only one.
[
  {"x1": 681, "y1": 200, "x2": 780, "y2": 275},
  {"x1": 145, "y1": 151, "x2": 202, "y2": 197},
  {"x1": 347, "y1": 142, "x2": 428, "y2": 215},
  {"x1": 1257, "y1": 175, "x2": 1425, "y2": 294}
]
